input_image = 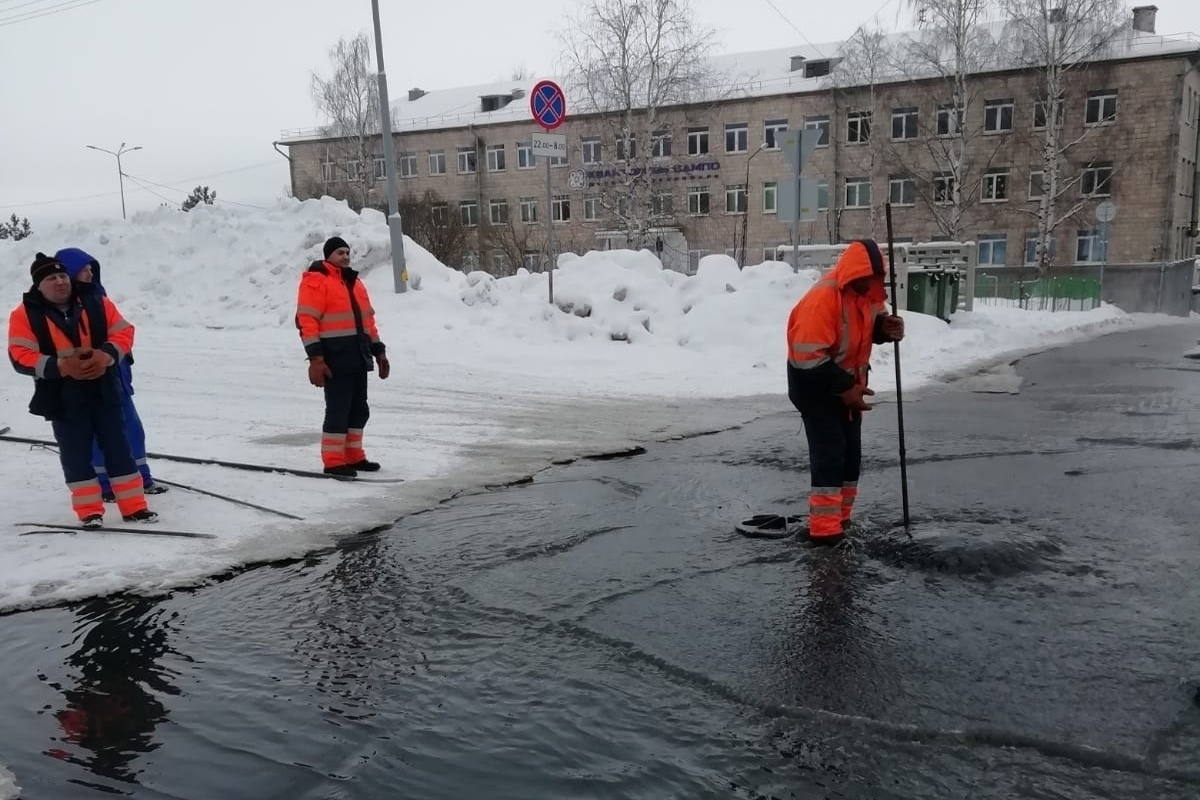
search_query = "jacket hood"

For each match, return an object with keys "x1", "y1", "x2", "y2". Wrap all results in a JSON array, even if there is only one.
[
  {"x1": 54, "y1": 248, "x2": 104, "y2": 292},
  {"x1": 832, "y1": 239, "x2": 887, "y2": 302}
]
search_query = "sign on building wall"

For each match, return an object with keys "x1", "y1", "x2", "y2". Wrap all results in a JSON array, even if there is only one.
[{"x1": 583, "y1": 161, "x2": 721, "y2": 186}]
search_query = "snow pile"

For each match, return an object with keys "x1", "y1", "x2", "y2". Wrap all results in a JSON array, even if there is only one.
[
  {"x1": 0, "y1": 764, "x2": 19, "y2": 800},
  {"x1": 0, "y1": 199, "x2": 1188, "y2": 613}
]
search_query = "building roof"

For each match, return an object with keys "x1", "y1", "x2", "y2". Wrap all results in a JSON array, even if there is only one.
[{"x1": 278, "y1": 19, "x2": 1199, "y2": 144}]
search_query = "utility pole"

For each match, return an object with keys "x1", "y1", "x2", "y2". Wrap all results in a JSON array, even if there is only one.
[
  {"x1": 370, "y1": 0, "x2": 408, "y2": 293},
  {"x1": 86, "y1": 142, "x2": 142, "y2": 220}
]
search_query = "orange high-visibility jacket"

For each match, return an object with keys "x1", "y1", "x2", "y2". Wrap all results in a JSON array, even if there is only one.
[
  {"x1": 295, "y1": 260, "x2": 384, "y2": 370},
  {"x1": 786, "y1": 239, "x2": 890, "y2": 402},
  {"x1": 8, "y1": 286, "x2": 134, "y2": 419}
]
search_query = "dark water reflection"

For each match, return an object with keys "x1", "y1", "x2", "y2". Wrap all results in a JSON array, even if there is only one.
[{"x1": 1, "y1": 325, "x2": 1200, "y2": 799}]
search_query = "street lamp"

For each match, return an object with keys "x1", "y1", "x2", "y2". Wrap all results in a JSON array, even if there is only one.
[
  {"x1": 86, "y1": 142, "x2": 142, "y2": 220},
  {"x1": 738, "y1": 141, "x2": 767, "y2": 267}
]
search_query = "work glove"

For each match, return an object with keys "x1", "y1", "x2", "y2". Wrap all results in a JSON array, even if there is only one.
[
  {"x1": 57, "y1": 352, "x2": 88, "y2": 380},
  {"x1": 307, "y1": 356, "x2": 332, "y2": 388},
  {"x1": 77, "y1": 351, "x2": 113, "y2": 380},
  {"x1": 883, "y1": 315, "x2": 905, "y2": 342},
  {"x1": 376, "y1": 354, "x2": 390, "y2": 380},
  {"x1": 839, "y1": 384, "x2": 875, "y2": 412}
]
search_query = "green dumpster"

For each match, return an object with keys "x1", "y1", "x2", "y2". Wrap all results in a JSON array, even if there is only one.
[
  {"x1": 941, "y1": 269, "x2": 961, "y2": 322},
  {"x1": 906, "y1": 269, "x2": 940, "y2": 316}
]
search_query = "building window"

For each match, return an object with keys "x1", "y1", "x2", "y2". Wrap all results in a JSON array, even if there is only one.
[
  {"x1": 725, "y1": 123, "x2": 748, "y2": 153},
  {"x1": 428, "y1": 151, "x2": 446, "y2": 175},
  {"x1": 934, "y1": 172, "x2": 956, "y2": 204},
  {"x1": 936, "y1": 104, "x2": 963, "y2": 136},
  {"x1": 462, "y1": 251, "x2": 479, "y2": 270},
  {"x1": 486, "y1": 144, "x2": 506, "y2": 172},
  {"x1": 459, "y1": 200, "x2": 479, "y2": 227},
  {"x1": 373, "y1": 155, "x2": 387, "y2": 180},
  {"x1": 763, "y1": 246, "x2": 780, "y2": 262},
  {"x1": 1076, "y1": 229, "x2": 1107, "y2": 263},
  {"x1": 584, "y1": 195, "x2": 601, "y2": 221},
  {"x1": 984, "y1": 99, "x2": 1014, "y2": 133},
  {"x1": 517, "y1": 142, "x2": 534, "y2": 169},
  {"x1": 725, "y1": 184, "x2": 747, "y2": 213},
  {"x1": 1081, "y1": 163, "x2": 1113, "y2": 196},
  {"x1": 1025, "y1": 233, "x2": 1056, "y2": 265},
  {"x1": 582, "y1": 137, "x2": 602, "y2": 164},
  {"x1": 552, "y1": 195, "x2": 571, "y2": 222},
  {"x1": 1028, "y1": 170, "x2": 1045, "y2": 199},
  {"x1": 982, "y1": 169, "x2": 1010, "y2": 202},
  {"x1": 687, "y1": 127, "x2": 710, "y2": 156},
  {"x1": 817, "y1": 181, "x2": 829, "y2": 211},
  {"x1": 888, "y1": 175, "x2": 915, "y2": 206},
  {"x1": 616, "y1": 133, "x2": 636, "y2": 161},
  {"x1": 431, "y1": 203, "x2": 448, "y2": 227},
  {"x1": 763, "y1": 181, "x2": 777, "y2": 213},
  {"x1": 519, "y1": 197, "x2": 538, "y2": 223},
  {"x1": 321, "y1": 160, "x2": 336, "y2": 182},
  {"x1": 764, "y1": 119, "x2": 788, "y2": 150},
  {"x1": 1085, "y1": 90, "x2": 1118, "y2": 125},
  {"x1": 804, "y1": 115, "x2": 830, "y2": 147},
  {"x1": 522, "y1": 251, "x2": 540, "y2": 271},
  {"x1": 457, "y1": 146, "x2": 476, "y2": 174},
  {"x1": 345, "y1": 160, "x2": 364, "y2": 179},
  {"x1": 489, "y1": 198, "x2": 508, "y2": 225},
  {"x1": 652, "y1": 129, "x2": 672, "y2": 158},
  {"x1": 653, "y1": 192, "x2": 674, "y2": 217},
  {"x1": 493, "y1": 251, "x2": 511, "y2": 272},
  {"x1": 1033, "y1": 98, "x2": 1064, "y2": 130},
  {"x1": 891, "y1": 108, "x2": 918, "y2": 141},
  {"x1": 398, "y1": 152, "x2": 418, "y2": 178},
  {"x1": 845, "y1": 177, "x2": 871, "y2": 208},
  {"x1": 688, "y1": 185, "x2": 710, "y2": 215},
  {"x1": 847, "y1": 111, "x2": 871, "y2": 144},
  {"x1": 977, "y1": 234, "x2": 1007, "y2": 266}
]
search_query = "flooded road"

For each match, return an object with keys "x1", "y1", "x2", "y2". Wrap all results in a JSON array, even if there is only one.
[{"x1": 1, "y1": 323, "x2": 1198, "y2": 799}]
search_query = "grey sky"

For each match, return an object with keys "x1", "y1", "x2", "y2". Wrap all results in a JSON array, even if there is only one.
[{"x1": 2, "y1": 0, "x2": 1197, "y2": 224}]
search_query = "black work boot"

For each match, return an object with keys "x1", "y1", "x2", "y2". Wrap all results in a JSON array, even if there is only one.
[
  {"x1": 347, "y1": 459, "x2": 381, "y2": 472},
  {"x1": 323, "y1": 465, "x2": 358, "y2": 478}
]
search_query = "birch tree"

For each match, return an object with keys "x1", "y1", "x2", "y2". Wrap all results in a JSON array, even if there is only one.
[
  {"x1": 559, "y1": 0, "x2": 717, "y2": 248},
  {"x1": 311, "y1": 33, "x2": 382, "y2": 211},
  {"x1": 830, "y1": 23, "x2": 892, "y2": 231},
  {"x1": 1000, "y1": 0, "x2": 1128, "y2": 272},
  {"x1": 894, "y1": 0, "x2": 1002, "y2": 239}
]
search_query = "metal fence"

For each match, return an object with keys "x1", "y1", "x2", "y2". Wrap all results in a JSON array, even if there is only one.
[{"x1": 975, "y1": 272, "x2": 1102, "y2": 311}]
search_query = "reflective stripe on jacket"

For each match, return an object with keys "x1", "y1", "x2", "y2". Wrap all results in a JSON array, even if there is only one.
[{"x1": 295, "y1": 260, "x2": 384, "y2": 369}]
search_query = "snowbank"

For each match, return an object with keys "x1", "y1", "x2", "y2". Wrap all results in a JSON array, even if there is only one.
[{"x1": 0, "y1": 764, "x2": 19, "y2": 800}]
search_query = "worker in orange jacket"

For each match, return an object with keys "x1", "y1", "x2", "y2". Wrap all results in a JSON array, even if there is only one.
[
  {"x1": 786, "y1": 239, "x2": 904, "y2": 545},
  {"x1": 295, "y1": 236, "x2": 390, "y2": 477},
  {"x1": 7, "y1": 253, "x2": 158, "y2": 528}
]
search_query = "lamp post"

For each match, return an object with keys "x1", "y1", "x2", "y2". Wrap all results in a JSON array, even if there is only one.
[
  {"x1": 86, "y1": 142, "x2": 142, "y2": 220},
  {"x1": 738, "y1": 142, "x2": 766, "y2": 267},
  {"x1": 370, "y1": 0, "x2": 408, "y2": 293}
]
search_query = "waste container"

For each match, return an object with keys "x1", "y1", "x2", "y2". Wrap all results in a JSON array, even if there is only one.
[
  {"x1": 907, "y1": 269, "x2": 940, "y2": 316},
  {"x1": 941, "y1": 268, "x2": 962, "y2": 322}
]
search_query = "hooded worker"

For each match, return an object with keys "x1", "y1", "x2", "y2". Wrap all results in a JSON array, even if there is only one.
[
  {"x1": 786, "y1": 239, "x2": 904, "y2": 545},
  {"x1": 54, "y1": 247, "x2": 167, "y2": 500}
]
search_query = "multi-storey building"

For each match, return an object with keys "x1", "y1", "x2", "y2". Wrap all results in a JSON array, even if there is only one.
[{"x1": 279, "y1": 5, "x2": 1200, "y2": 275}]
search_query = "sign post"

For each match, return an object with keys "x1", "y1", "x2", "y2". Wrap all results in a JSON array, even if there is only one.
[
  {"x1": 1095, "y1": 200, "x2": 1116, "y2": 300},
  {"x1": 531, "y1": 79, "x2": 567, "y2": 304},
  {"x1": 781, "y1": 129, "x2": 821, "y2": 270}
]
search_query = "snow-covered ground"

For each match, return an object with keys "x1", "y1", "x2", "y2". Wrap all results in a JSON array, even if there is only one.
[{"x1": 0, "y1": 198, "x2": 1186, "y2": 617}]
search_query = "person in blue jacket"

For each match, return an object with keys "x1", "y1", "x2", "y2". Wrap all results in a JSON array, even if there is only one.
[{"x1": 54, "y1": 248, "x2": 167, "y2": 501}]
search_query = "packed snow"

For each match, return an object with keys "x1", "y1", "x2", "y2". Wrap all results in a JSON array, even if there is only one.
[
  {"x1": 0, "y1": 198, "x2": 1183, "y2": 616},
  {"x1": 0, "y1": 764, "x2": 17, "y2": 800}
]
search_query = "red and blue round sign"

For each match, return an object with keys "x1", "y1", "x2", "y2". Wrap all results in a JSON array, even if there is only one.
[{"x1": 530, "y1": 80, "x2": 567, "y2": 131}]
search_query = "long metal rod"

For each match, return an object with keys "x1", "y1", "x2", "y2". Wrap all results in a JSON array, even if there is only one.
[
  {"x1": 884, "y1": 202, "x2": 911, "y2": 529},
  {"x1": 545, "y1": 154, "x2": 555, "y2": 304}
]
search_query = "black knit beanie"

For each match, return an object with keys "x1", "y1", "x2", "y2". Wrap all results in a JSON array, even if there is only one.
[
  {"x1": 323, "y1": 236, "x2": 350, "y2": 259},
  {"x1": 30, "y1": 252, "x2": 67, "y2": 285}
]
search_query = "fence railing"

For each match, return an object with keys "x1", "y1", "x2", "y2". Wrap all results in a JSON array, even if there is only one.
[{"x1": 975, "y1": 272, "x2": 1101, "y2": 311}]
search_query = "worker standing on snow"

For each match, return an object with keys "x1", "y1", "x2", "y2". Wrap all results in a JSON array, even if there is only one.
[
  {"x1": 786, "y1": 239, "x2": 904, "y2": 546},
  {"x1": 7, "y1": 253, "x2": 158, "y2": 528},
  {"x1": 295, "y1": 236, "x2": 390, "y2": 477},
  {"x1": 54, "y1": 247, "x2": 169, "y2": 502}
]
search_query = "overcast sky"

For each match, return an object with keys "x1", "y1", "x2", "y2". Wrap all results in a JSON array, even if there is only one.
[{"x1": 3, "y1": 0, "x2": 1198, "y2": 226}]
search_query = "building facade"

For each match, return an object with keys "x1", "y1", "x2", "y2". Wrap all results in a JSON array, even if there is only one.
[{"x1": 280, "y1": 6, "x2": 1200, "y2": 275}]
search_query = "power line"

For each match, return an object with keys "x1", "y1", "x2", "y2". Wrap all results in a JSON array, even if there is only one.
[
  {"x1": 760, "y1": 0, "x2": 828, "y2": 59},
  {"x1": 121, "y1": 174, "x2": 179, "y2": 207},
  {"x1": 123, "y1": 173, "x2": 268, "y2": 209},
  {"x1": 0, "y1": 0, "x2": 114, "y2": 28}
]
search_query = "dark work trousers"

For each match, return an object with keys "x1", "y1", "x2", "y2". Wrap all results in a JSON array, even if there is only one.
[
  {"x1": 797, "y1": 397, "x2": 864, "y2": 537},
  {"x1": 52, "y1": 387, "x2": 144, "y2": 519},
  {"x1": 323, "y1": 369, "x2": 370, "y2": 434}
]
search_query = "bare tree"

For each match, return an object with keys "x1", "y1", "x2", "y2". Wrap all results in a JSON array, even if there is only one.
[
  {"x1": 311, "y1": 33, "x2": 382, "y2": 210},
  {"x1": 1000, "y1": 0, "x2": 1128, "y2": 272},
  {"x1": 891, "y1": 0, "x2": 1004, "y2": 239},
  {"x1": 559, "y1": 0, "x2": 717, "y2": 247},
  {"x1": 830, "y1": 23, "x2": 893, "y2": 231},
  {"x1": 398, "y1": 189, "x2": 469, "y2": 268}
]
